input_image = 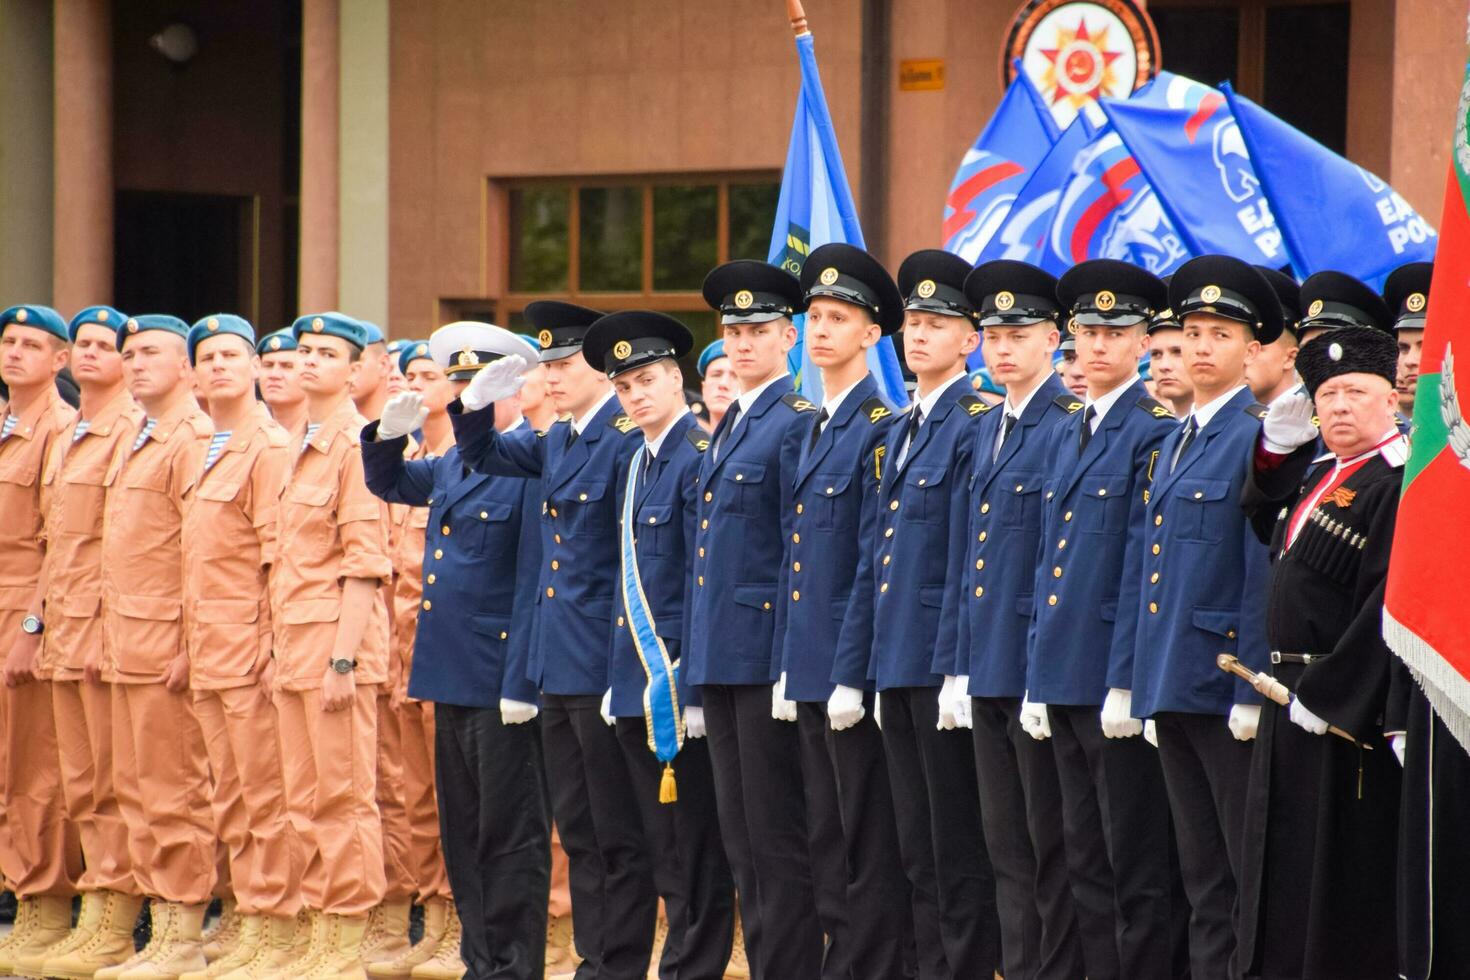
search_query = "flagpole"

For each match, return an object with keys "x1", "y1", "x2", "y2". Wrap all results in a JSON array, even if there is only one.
[{"x1": 787, "y1": 0, "x2": 810, "y2": 37}]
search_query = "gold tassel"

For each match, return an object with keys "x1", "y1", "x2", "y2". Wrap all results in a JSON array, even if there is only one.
[{"x1": 659, "y1": 763, "x2": 678, "y2": 804}]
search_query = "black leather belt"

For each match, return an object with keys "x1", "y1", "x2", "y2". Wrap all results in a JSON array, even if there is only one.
[{"x1": 1270, "y1": 651, "x2": 1321, "y2": 664}]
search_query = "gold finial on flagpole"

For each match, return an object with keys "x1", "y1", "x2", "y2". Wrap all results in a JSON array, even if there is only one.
[{"x1": 787, "y1": 0, "x2": 810, "y2": 37}]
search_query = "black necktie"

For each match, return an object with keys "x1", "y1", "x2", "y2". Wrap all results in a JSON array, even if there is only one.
[
  {"x1": 565, "y1": 424, "x2": 579, "y2": 450},
  {"x1": 994, "y1": 412, "x2": 1017, "y2": 461},
  {"x1": 1171, "y1": 416, "x2": 1198, "y2": 472},
  {"x1": 807, "y1": 408, "x2": 829, "y2": 454},
  {"x1": 897, "y1": 406, "x2": 923, "y2": 467},
  {"x1": 1078, "y1": 405, "x2": 1097, "y2": 455},
  {"x1": 714, "y1": 401, "x2": 742, "y2": 461}
]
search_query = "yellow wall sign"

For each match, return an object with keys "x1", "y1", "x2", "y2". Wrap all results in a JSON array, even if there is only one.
[{"x1": 899, "y1": 59, "x2": 945, "y2": 91}]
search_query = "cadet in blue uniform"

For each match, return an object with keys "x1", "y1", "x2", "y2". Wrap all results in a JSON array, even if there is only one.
[
  {"x1": 1383, "y1": 261, "x2": 1431, "y2": 419},
  {"x1": 688, "y1": 260, "x2": 824, "y2": 979},
  {"x1": 1294, "y1": 270, "x2": 1391, "y2": 348},
  {"x1": 581, "y1": 311, "x2": 737, "y2": 980},
  {"x1": 362, "y1": 323, "x2": 549, "y2": 979},
  {"x1": 1029, "y1": 261, "x2": 1180, "y2": 980},
  {"x1": 449, "y1": 303, "x2": 655, "y2": 980},
  {"x1": 843, "y1": 249, "x2": 1001, "y2": 979},
  {"x1": 776, "y1": 243, "x2": 908, "y2": 980},
  {"x1": 1132, "y1": 256, "x2": 1279, "y2": 980},
  {"x1": 947, "y1": 258, "x2": 1084, "y2": 980}
]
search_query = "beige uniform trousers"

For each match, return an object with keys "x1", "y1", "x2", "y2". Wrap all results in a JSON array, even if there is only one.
[
  {"x1": 1, "y1": 674, "x2": 80, "y2": 897},
  {"x1": 52, "y1": 679, "x2": 133, "y2": 893}
]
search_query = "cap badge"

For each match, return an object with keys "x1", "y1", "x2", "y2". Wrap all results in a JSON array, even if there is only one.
[
  {"x1": 994, "y1": 290, "x2": 1015, "y2": 312},
  {"x1": 127, "y1": 319, "x2": 139, "y2": 333},
  {"x1": 734, "y1": 289, "x2": 754, "y2": 310},
  {"x1": 207, "y1": 317, "x2": 220, "y2": 331},
  {"x1": 1067, "y1": 316, "x2": 1079, "y2": 335},
  {"x1": 1407, "y1": 292, "x2": 1426, "y2": 313},
  {"x1": 96, "y1": 310, "x2": 108, "y2": 323},
  {"x1": 457, "y1": 348, "x2": 479, "y2": 367},
  {"x1": 416, "y1": 343, "x2": 428, "y2": 357},
  {"x1": 612, "y1": 340, "x2": 633, "y2": 361},
  {"x1": 538, "y1": 329, "x2": 553, "y2": 349},
  {"x1": 13, "y1": 309, "x2": 26, "y2": 323},
  {"x1": 1328, "y1": 342, "x2": 1343, "y2": 361},
  {"x1": 269, "y1": 337, "x2": 282, "y2": 351},
  {"x1": 819, "y1": 267, "x2": 840, "y2": 286},
  {"x1": 1200, "y1": 284, "x2": 1222, "y2": 304},
  {"x1": 916, "y1": 279, "x2": 937, "y2": 299},
  {"x1": 311, "y1": 317, "x2": 325, "y2": 333},
  {"x1": 1307, "y1": 299, "x2": 1324, "y2": 318},
  {"x1": 1095, "y1": 290, "x2": 1116, "y2": 311}
]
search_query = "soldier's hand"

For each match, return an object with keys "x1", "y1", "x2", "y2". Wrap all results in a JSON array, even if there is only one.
[
  {"x1": 1101, "y1": 688, "x2": 1144, "y2": 738},
  {"x1": 827, "y1": 685, "x2": 865, "y2": 732},
  {"x1": 4, "y1": 633, "x2": 41, "y2": 687},
  {"x1": 460, "y1": 355, "x2": 529, "y2": 412},
  {"x1": 771, "y1": 673, "x2": 797, "y2": 723},
  {"x1": 1020, "y1": 696, "x2": 1051, "y2": 740},
  {"x1": 684, "y1": 706, "x2": 706, "y2": 739},
  {"x1": 1287, "y1": 696, "x2": 1329, "y2": 736},
  {"x1": 321, "y1": 665, "x2": 355, "y2": 712},
  {"x1": 1227, "y1": 703, "x2": 1261, "y2": 741},
  {"x1": 163, "y1": 653, "x2": 190, "y2": 693},
  {"x1": 500, "y1": 698, "x2": 539, "y2": 725},
  {"x1": 600, "y1": 688, "x2": 614, "y2": 726},
  {"x1": 258, "y1": 659, "x2": 276, "y2": 703},
  {"x1": 1261, "y1": 390, "x2": 1318, "y2": 453},
  {"x1": 1390, "y1": 732, "x2": 1407, "y2": 766},
  {"x1": 377, "y1": 392, "x2": 428, "y2": 441},
  {"x1": 82, "y1": 653, "x2": 104, "y2": 685}
]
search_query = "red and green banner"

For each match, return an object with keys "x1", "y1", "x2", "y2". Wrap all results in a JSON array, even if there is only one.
[{"x1": 1383, "y1": 42, "x2": 1470, "y2": 753}]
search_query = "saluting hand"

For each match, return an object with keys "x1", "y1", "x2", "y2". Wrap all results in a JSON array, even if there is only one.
[
  {"x1": 377, "y1": 392, "x2": 428, "y2": 441},
  {"x1": 1262, "y1": 390, "x2": 1318, "y2": 454},
  {"x1": 460, "y1": 355, "x2": 529, "y2": 412}
]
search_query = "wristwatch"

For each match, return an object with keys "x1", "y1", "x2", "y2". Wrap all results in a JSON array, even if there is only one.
[
  {"x1": 21, "y1": 616, "x2": 43, "y2": 636},
  {"x1": 329, "y1": 657, "x2": 357, "y2": 675}
]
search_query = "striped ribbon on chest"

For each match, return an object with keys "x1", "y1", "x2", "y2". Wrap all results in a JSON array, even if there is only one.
[{"x1": 620, "y1": 445, "x2": 684, "y2": 803}]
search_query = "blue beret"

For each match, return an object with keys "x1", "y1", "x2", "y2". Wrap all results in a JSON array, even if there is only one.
[
  {"x1": 256, "y1": 330, "x2": 297, "y2": 355},
  {"x1": 968, "y1": 366, "x2": 1004, "y2": 397},
  {"x1": 290, "y1": 312, "x2": 368, "y2": 349},
  {"x1": 358, "y1": 320, "x2": 385, "y2": 345},
  {"x1": 386, "y1": 338, "x2": 412, "y2": 356},
  {"x1": 119, "y1": 314, "x2": 190, "y2": 350},
  {"x1": 696, "y1": 340, "x2": 726, "y2": 377},
  {"x1": 66, "y1": 305, "x2": 128, "y2": 341},
  {"x1": 398, "y1": 340, "x2": 433, "y2": 375},
  {"x1": 188, "y1": 314, "x2": 256, "y2": 364},
  {"x1": 1, "y1": 305, "x2": 69, "y2": 343}
]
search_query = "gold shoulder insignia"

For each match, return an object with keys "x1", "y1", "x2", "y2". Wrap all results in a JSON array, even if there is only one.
[
  {"x1": 860, "y1": 398, "x2": 892, "y2": 424},
  {"x1": 1137, "y1": 395, "x2": 1173, "y2": 419},
  {"x1": 1245, "y1": 402, "x2": 1269, "y2": 421},
  {"x1": 783, "y1": 392, "x2": 818, "y2": 413},
  {"x1": 609, "y1": 414, "x2": 638, "y2": 434},
  {"x1": 1145, "y1": 449, "x2": 1160, "y2": 485},
  {"x1": 873, "y1": 444, "x2": 886, "y2": 481},
  {"x1": 959, "y1": 394, "x2": 990, "y2": 416},
  {"x1": 685, "y1": 427, "x2": 710, "y2": 453},
  {"x1": 1054, "y1": 395, "x2": 1084, "y2": 414}
]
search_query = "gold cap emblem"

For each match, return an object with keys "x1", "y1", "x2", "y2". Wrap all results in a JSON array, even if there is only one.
[
  {"x1": 457, "y1": 348, "x2": 479, "y2": 367},
  {"x1": 1307, "y1": 298, "x2": 1324, "y2": 318},
  {"x1": 1067, "y1": 317, "x2": 1079, "y2": 335},
  {"x1": 916, "y1": 279, "x2": 937, "y2": 299},
  {"x1": 734, "y1": 289, "x2": 754, "y2": 310},
  {"x1": 416, "y1": 343, "x2": 428, "y2": 357},
  {"x1": 1407, "y1": 292, "x2": 1426, "y2": 313},
  {"x1": 538, "y1": 329, "x2": 553, "y2": 349},
  {"x1": 127, "y1": 319, "x2": 139, "y2": 333},
  {"x1": 311, "y1": 317, "x2": 325, "y2": 333},
  {"x1": 97, "y1": 310, "x2": 109, "y2": 322},
  {"x1": 269, "y1": 337, "x2": 282, "y2": 351},
  {"x1": 14, "y1": 309, "x2": 26, "y2": 323},
  {"x1": 994, "y1": 290, "x2": 1015, "y2": 311},
  {"x1": 1200, "y1": 284, "x2": 1221, "y2": 304},
  {"x1": 1095, "y1": 290, "x2": 1116, "y2": 311},
  {"x1": 819, "y1": 267, "x2": 840, "y2": 286},
  {"x1": 207, "y1": 317, "x2": 220, "y2": 331},
  {"x1": 612, "y1": 340, "x2": 633, "y2": 361}
]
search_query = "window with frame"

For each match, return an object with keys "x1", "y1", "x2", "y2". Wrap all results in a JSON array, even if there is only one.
[{"x1": 494, "y1": 173, "x2": 781, "y2": 378}]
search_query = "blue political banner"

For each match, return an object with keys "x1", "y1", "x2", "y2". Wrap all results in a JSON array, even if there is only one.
[{"x1": 977, "y1": 117, "x2": 1094, "y2": 267}]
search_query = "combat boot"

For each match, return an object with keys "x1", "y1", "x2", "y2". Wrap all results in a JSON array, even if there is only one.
[
  {"x1": 43, "y1": 891, "x2": 147, "y2": 979},
  {"x1": 201, "y1": 899, "x2": 239, "y2": 961},
  {"x1": 359, "y1": 900, "x2": 412, "y2": 967},
  {"x1": 0, "y1": 895, "x2": 70, "y2": 974},
  {"x1": 0, "y1": 894, "x2": 41, "y2": 972},
  {"x1": 367, "y1": 897, "x2": 451, "y2": 978},
  {"x1": 255, "y1": 907, "x2": 327, "y2": 980},
  {"x1": 544, "y1": 911, "x2": 577, "y2": 977},
  {"x1": 303, "y1": 913, "x2": 368, "y2": 980},
  {"x1": 216, "y1": 914, "x2": 299, "y2": 980},
  {"x1": 15, "y1": 890, "x2": 104, "y2": 977},
  {"x1": 407, "y1": 905, "x2": 464, "y2": 980},
  {"x1": 95, "y1": 900, "x2": 173, "y2": 980},
  {"x1": 180, "y1": 913, "x2": 264, "y2": 979},
  {"x1": 118, "y1": 902, "x2": 208, "y2": 979}
]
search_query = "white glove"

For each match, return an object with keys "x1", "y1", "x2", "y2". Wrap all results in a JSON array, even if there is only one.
[
  {"x1": 937, "y1": 676, "x2": 972, "y2": 731},
  {"x1": 1143, "y1": 719, "x2": 1158, "y2": 747},
  {"x1": 1288, "y1": 696, "x2": 1330, "y2": 736},
  {"x1": 377, "y1": 391, "x2": 428, "y2": 440},
  {"x1": 600, "y1": 688, "x2": 614, "y2": 726},
  {"x1": 771, "y1": 672, "x2": 797, "y2": 723},
  {"x1": 827, "y1": 684, "x2": 866, "y2": 732},
  {"x1": 500, "y1": 698, "x2": 538, "y2": 725},
  {"x1": 1261, "y1": 390, "x2": 1318, "y2": 454},
  {"x1": 460, "y1": 354, "x2": 529, "y2": 412},
  {"x1": 874, "y1": 692, "x2": 883, "y2": 730},
  {"x1": 685, "y1": 706, "x2": 706, "y2": 739},
  {"x1": 1228, "y1": 704, "x2": 1261, "y2": 741},
  {"x1": 1391, "y1": 732, "x2": 1407, "y2": 766},
  {"x1": 1101, "y1": 687, "x2": 1144, "y2": 738},
  {"x1": 1020, "y1": 696, "x2": 1051, "y2": 740}
]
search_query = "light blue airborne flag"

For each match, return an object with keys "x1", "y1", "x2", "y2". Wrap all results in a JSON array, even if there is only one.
[
  {"x1": 1101, "y1": 72, "x2": 1287, "y2": 267},
  {"x1": 942, "y1": 65, "x2": 1060, "y2": 262},
  {"x1": 769, "y1": 31, "x2": 906, "y2": 406},
  {"x1": 1222, "y1": 82, "x2": 1436, "y2": 289}
]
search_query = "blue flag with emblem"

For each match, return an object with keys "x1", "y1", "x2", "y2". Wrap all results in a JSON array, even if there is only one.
[
  {"x1": 769, "y1": 30, "x2": 906, "y2": 407},
  {"x1": 619, "y1": 448, "x2": 684, "y2": 802},
  {"x1": 1100, "y1": 72, "x2": 1287, "y2": 268},
  {"x1": 942, "y1": 63, "x2": 1060, "y2": 262},
  {"x1": 1222, "y1": 82, "x2": 1436, "y2": 289},
  {"x1": 977, "y1": 116, "x2": 1094, "y2": 267}
]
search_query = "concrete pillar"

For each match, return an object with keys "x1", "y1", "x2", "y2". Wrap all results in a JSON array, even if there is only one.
[
  {"x1": 298, "y1": 0, "x2": 340, "y2": 312},
  {"x1": 0, "y1": 0, "x2": 53, "y2": 304},
  {"x1": 52, "y1": 0, "x2": 111, "y2": 312},
  {"x1": 1389, "y1": 0, "x2": 1465, "y2": 222},
  {"x1": 338, "y1": 0, "x2": 388, "y2": 328}
]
